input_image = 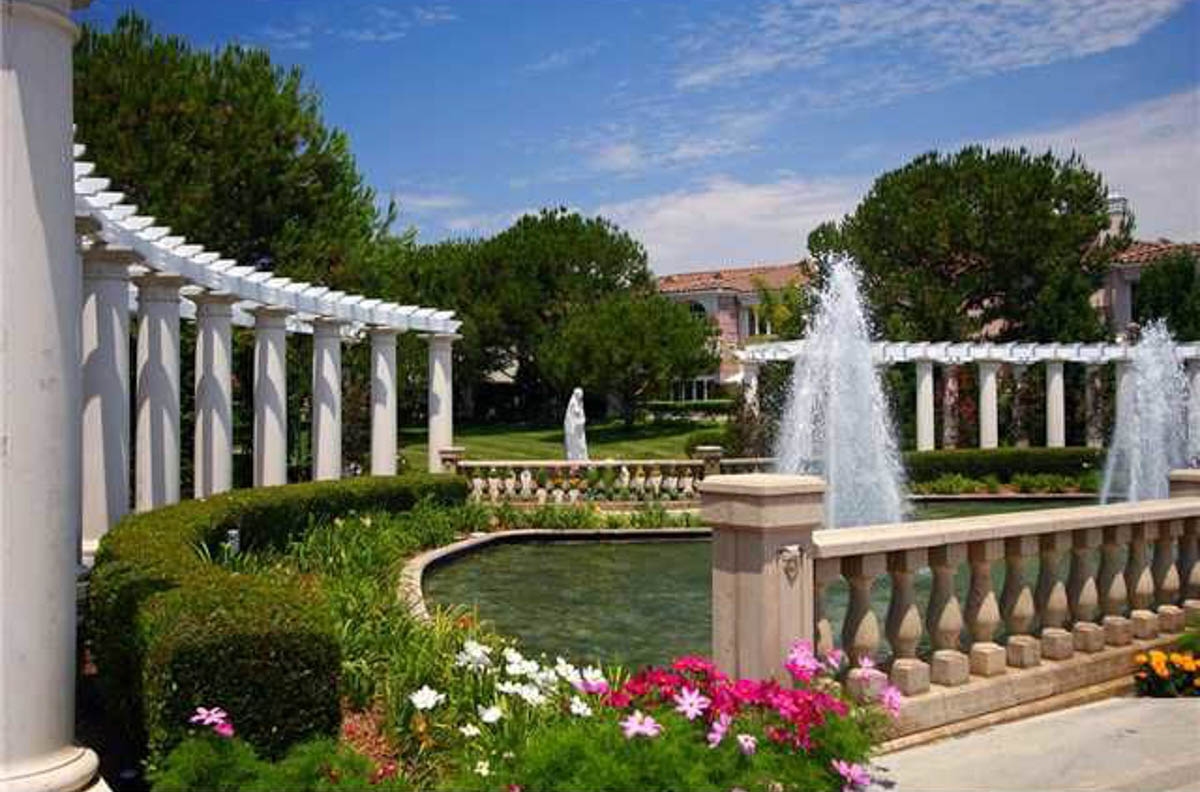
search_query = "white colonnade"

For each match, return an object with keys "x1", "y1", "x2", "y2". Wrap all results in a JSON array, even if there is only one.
[{"x1": 741, "y1": 340, "x2": 1200, "y2": 452}]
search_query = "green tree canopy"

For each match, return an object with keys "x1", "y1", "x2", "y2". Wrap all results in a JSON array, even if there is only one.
[
  {"x1": 75, "y1": 12, "x2": 397, "y2": 293},
  {"x1": 1135, "y1": 249, "x2": 1200, "y2": 341},
  {"x1": 809, "y1": 146, "x2": 1126, "y2": 342},
  {"x1": 539, "y1": 294, "x2": 718, "y2": 425}
]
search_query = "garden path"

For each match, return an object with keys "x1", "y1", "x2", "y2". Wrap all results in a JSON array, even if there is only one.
[{"x1": 870, "y1": 697, "x2": 1200, "y2": 791}]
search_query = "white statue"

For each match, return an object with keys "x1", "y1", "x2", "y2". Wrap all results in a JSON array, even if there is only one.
[{"x1": 564, "y1": 387, "x2": 589, "y2": 461}]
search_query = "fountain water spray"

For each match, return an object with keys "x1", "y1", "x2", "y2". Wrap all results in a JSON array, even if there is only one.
[
  {"x1": 775, "y1": 256, "x2": 907, "y2": 527},
  {"x1": 1101, "y1": 320, "x2": 1188, "y2": 503}
]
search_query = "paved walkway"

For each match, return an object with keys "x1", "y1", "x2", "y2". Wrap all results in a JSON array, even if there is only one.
[{"x1": 870, "y1": 697, "x2": 1200, "y2": 792}]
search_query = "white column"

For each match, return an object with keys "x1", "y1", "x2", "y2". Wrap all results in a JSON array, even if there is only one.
[
  {"x1": 191, "y1": 293, "x2": 239, "y2": 498},
  {"x1": 369, "y1": 328, "x2": 400, "y2": 476},
  {"x1": 252, "y1": 307, "x2": 291, "y2": 487},
  {"x1": 81, "y1": 246, "x2": 135, "y2": 554},
  {"x1": 1085, "y1": 364, "x2": 1104, "y2": 449},
  {"x1": 1188, "y1": 359, "x2": 1200, "y2": 463},
  {"x1": 311, "y1": 319, "x2": 344, "y2": 481},
  {"x1": 916, "y1": 360, "x2": 934, "y2": 451},
  {"x1": 978, "y1": 361, "x2": 999, "y2": 449},
  {"x1": 1046, "y1": 360, "x2": 1066, "y2": 448},
  {"x1": 135, "y1": 273, "x2": 186, "y2": 511},
  {"x1": 742, "y1": 360, "x2": 760, "y2": 414},
  {"x1": 1, "y1": 0, "x2": 101, "y2": 789},
  {"x1": 426, "y1": 333, "x2": 459, "y2": 474}
]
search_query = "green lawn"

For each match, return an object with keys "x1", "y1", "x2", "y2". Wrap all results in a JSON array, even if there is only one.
[{"x1": 399, "y1": 419, "x2": 719, "y2": 469}]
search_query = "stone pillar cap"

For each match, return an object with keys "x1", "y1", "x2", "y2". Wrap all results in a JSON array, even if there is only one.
[{"x1": 700, "y1": 473, "x2": 825, "y2": 496}]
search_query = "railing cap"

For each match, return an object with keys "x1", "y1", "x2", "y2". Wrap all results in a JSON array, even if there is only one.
[{"x1": 700, "y1": 473, "x2": 825, "y2": 497}]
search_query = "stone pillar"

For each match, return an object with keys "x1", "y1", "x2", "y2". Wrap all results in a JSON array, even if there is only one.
[
  {"x1": 426, "y1": 333, "x2": 458, "y2": 474},
  {"x1": 978, "y1": 361, "x2": 999, "y2": 450},
  {"x1": 134, "y1": 273, "x2": 186, "y2": 511},
  {"x1": 1187, "y1": 359, "x2": 1200, "y2": 462},
  {"x1": 916, "y1": 359, "x2": 934, "y2": 451},
  {"x1": 0, "y1": 1, "x2": 101, "y2": 789},
  {"x1": 311, "y1": 319, "x2": 344, "y2": 481},
  {"x1": 190, "y1": 292, "x2": 239, "y2": 498},
  {"x1": 252, "y1": 307, "x2": 291, "y2": 487},
  {"x1": 81, "y1": 246, "x2": 135, "y2": 553},
  {"x1": 941, "y1": 364, "x2": 959, "y2": 449},
  {"x1": 742, "y1": 360, "x2": 761, "y2": 415},
  {"x1": 369, "y1": 328, "x2": 400, "y2": 476},
  {"x1": 701, "y1": 474, "x2": 825, "y2": 681},
  {"x1": 1045, "y1": 360, "x2": 1065, "y2": 448},
  {"x1": 1084, "y1": 364, "x2": 1104, "y2": 449}
]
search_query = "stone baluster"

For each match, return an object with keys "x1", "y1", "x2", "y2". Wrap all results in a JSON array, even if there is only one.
[
  {"x1": 1066, "y1": 528, "x2": 1105, "y2": 652},
  {"x1": 663, "y1": 462, "x2": 678, "y2": 498},
  {"x1": 503, "y1": 465, "x2": 518, "y2": 498},
  {"x1": 1034, "y1": 533, "x2": 1073, "y2": 660},
  {"x1": 1126, "y1": 523, "x2": 1159, "y2": 639},
  {"x1": 842, "y1": 554, "x2": 885, "y2": 665},
  {"x1": 1179, "y1": 517, "x2": 1200, "y2": 602},
  {"x1": 1153, "y1": 520, "x2": 1184, "y2": 632},
  {"x1": 814, "y1": 558, "x2": 840, "y2": 657},
  {"x1": 1098, "y1": 525, "x2": 1132, "y2": 645},
  {"x1": 886, "y1": 549, "x2": 930, "y2": 695},
  {"x1": 964, "y1": 540, "x2": 1005, "y2": 678},
  {"x1": 519, "y1": 467, "x2": 534, "y2": 500},
  {"x1": 487, "y1": 467, "x2": 502, "y2": 502},
  {"x1": 926, "y1": 544, "x2": 965, "y2": 653},
  {"x1": 1000, "y1": 537, "x2": 1040, "y2": 668}
]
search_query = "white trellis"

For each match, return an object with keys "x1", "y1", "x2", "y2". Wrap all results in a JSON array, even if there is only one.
[{"x1": 739, "y1": 340, "x2": 1200, "y2": 452}]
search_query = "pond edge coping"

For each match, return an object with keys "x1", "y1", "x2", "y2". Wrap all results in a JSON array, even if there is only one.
[{"x1": 399, "y1": 527, "x2": 712, "y2": 623}]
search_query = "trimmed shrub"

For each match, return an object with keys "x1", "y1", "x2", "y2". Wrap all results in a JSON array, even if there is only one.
[
  {"x1": 644, "y1": 399, "x2": 734, "y2": 418},
  {"x1": 683, "y1": 428, "x2": 729, "y2": 456},
  {"x1": 904, "y1": 447, "x2": 1105, "y2": 484},
  {"x1": 87, "y1": 474, "x2": 467, "y2": 761}
]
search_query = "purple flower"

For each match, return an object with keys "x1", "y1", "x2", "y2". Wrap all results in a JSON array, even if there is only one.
[
  {"x1": 832, "y1": 759, "x2": 871, "y2": 792},
  {"x1": 619, "y1": 711, "x2": 662, "y2": 739},
  {"x1": 190, "y1": 706, "x2": 228, "y2": 726},
  {"x1": 706, "y1": 712, "x2": 732, "y2": 749},
  {"x1": 736, "y1": 733, "x2": 757, "y2": 755},
  {"x1": 673, "y1": 686, "x2": 711, "y2": 721},
  {"x1": 879, "y1": 684, "x2": 903, "y2": 719}
]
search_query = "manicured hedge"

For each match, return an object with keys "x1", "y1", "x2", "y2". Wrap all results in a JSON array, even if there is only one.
[
  {"x1": 645, "y1": 399, "x2": 735, "y2": 418},
  {"x1": 684, "y1": 428, "x2": 730, "y2": 456},
  {"x1": 903, "y1": 447, "x2": 1106, "y2": 483},
  {"x1": 86, "y1": 474, "x2": 467, "y2": 761}
]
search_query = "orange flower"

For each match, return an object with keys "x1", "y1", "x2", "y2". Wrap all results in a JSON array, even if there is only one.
[{"x1": 1150, "y1": 650, "x2": 1166, "y2": 663}]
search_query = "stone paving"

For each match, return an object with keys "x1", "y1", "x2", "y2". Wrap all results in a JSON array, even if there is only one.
[{"x1": 870, "y1": 697, "x2": 1200, "y2": 792}]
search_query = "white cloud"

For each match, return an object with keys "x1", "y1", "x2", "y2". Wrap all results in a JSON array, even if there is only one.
[
  {"x1": 394, "y1": 192, "x2": 468, "y2": 212},
  {"x1": 413, "y1": 5, "x2": 458, "y2": 25},
  {"x1": 675, "y1": 0, "x2": 1185, "y2": 108},
  {"x1": 525, "y1": 42, "x2": 604, "y2": 74},
  {"x1": 992, "y1": 89, "x2": 1200, "y2": 243},
  {"x1": 589, "y1": 142, "x2": 645, "y2": 173},
  {"x1": 261, "y1": 24, "x2": 314, "y2": 51},
  {"x1": 594, "y1": 175, "x2": 866, "y2": 274}
]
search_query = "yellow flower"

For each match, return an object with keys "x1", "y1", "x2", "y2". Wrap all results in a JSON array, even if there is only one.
[
  {"x1": 1134, "y1": 653, "x2": 1148, "y2": 665},
  {"x1": 1150, "y1": 650, "x2": 1166, "y2": 662},
  {"x1": 1170, "y1": 653, "x2": 1183, "y2": 665}
]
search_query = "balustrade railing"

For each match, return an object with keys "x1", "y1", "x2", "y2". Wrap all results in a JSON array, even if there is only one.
[{"x1": 702, "y1": 469, "x2": 1200, "y2": 739}]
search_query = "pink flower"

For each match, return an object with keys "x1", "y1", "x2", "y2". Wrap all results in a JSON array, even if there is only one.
[
  {"x1": 879, "y1": 685, "x2": 903, "y2": 719},
  {"x1": 189, "y1": 706, "x2": 228, "y2": 726},
  {"x1": 857, "y1": 654, "x2": 875, "y2": 670},
  {"x1": 213, "y1": 722, "x2": 235, "y2": 739},
  {"x1": 706, "y1": 712, "x2": 732, "y2": 748},
  {"x1": 823, "y1": 648, "x2": 845, "y2": 672},
  {"x1": 736, "y1": 733, "x2": 757, "y2": 755},
  {"x1": 785, "y1": 641, "x2": 823, "y2": 682},
  {"x1": 673, "y1": 687, "x2": 711, "y2": 721},
  {"x1": 832, "y1": 759, "x2": 871, "y2": 792},
  {"x1": 619, "y1": 711, "x2": 662, "y2": 739}
]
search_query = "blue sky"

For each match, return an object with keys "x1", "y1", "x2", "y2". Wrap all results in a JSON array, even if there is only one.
[{"x1": 80, "y1": 0, "x2": 1200, "y2": 274}]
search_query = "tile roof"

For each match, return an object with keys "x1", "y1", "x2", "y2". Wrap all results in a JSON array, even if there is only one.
[
  {"x1": 1114, "y1": 240, "x2": 1200, "y2": 266},
  {"x1": 657, "y1": 262, "x2": 809, "y2": 295}
]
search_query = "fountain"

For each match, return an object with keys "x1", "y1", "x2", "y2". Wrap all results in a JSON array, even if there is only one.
[
  {"x1": 1101, "y1": 320, "x2": 1189, "y2": 503},
  {"x1": 775, "y1": 256, "x2": 907, "y2": 527}
]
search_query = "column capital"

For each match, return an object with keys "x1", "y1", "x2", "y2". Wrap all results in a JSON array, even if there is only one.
[
  {"x1": 250, "y1": 305, "x2": 294, "y2": 330},
  {"x1": 312, "y1": 317, "x2": 348, "y2": 338},
  {"x1": 133, "y1": 272, "x2": 188, "y2": 302},
  {"x1": 82, "y1": 244, "x2": 140, "y2": 279},
  {"x1": 423, "y1": 332, "x2": 462, "y2": 345},
  {"x1": 188, "y1": 291, "x2": 241, "y2": 316},
  {"x1": 367, "y1": 326, "x2": 402, "y2": 340}
]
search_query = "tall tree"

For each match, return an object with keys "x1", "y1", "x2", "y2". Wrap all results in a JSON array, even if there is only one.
[
  {"x1": 538, "y1": 294, "x2": 718, "y2": 425},
  {"x1": 74, "y1": 12, "x2": 396, "y2": 294},
  {"x1": 1135, "y1": 250, "x2": 1200, "y2": 341},
  {"x1": 809, "y1": 146, "x2": 1126, "y2": 342}
]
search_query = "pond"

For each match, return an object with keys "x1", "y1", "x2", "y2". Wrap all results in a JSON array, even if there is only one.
[{"x1": 422, "y1": 499, "x2": 1090, "y2": 669}]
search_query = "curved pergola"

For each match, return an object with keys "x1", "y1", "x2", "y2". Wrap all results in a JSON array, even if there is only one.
[{"x1": 739, "y1": 339, "x2": 1200, "y2": 453}]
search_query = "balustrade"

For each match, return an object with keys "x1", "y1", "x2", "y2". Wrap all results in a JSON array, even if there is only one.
[{"x1": 458, "y1": 459, "x2": 708, "y2": 505}]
